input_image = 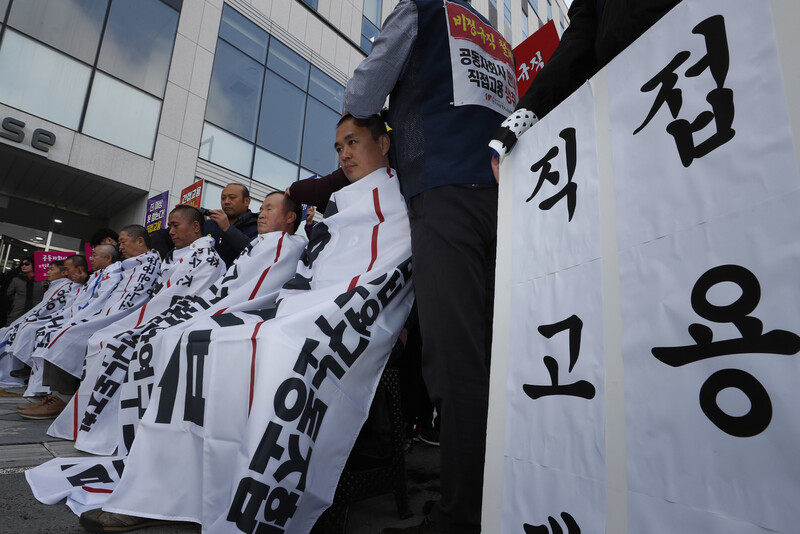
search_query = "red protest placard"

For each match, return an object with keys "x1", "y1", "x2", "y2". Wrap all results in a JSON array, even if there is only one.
[
  {"x1": 513, "y1": 19, "x2": 560, "y2": 97},
  {"x1": 180, "y1": 180, "x2": 204, "y2": 209}
]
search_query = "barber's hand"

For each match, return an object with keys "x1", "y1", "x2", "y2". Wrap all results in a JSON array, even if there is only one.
[
  {"x1": 284, "y1": 186, "x2": 292, "y2": 197},
  {"x1": 207, "y1": 209, "x2": 230, "y2": 231},
  {"x1": 491, "y1": 156, "x2": 500, "y2": 183},
  {"x1": 305, "y1": 206, "x2": 316, "y2": 223}
]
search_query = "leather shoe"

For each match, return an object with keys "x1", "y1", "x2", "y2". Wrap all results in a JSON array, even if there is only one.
[
  {"x1": 381, "y1": 515, "x2": 442, "y2": 533},
  {"x1": 79, "y1": 509, "x2": 187, "y2": 533},
  {"x1": 18, "y1": 394, "x2": 66, "y2": 419}
]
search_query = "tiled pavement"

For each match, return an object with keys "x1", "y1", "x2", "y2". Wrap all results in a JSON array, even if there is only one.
[{"x1": 0, "y1": 386, "x2": 441, "y2": 533}]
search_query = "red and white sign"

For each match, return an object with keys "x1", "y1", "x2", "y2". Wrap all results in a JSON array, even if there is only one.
[
  {"x1": 513, "y1": 19, "x2": 560, "y2": 97},
  {"x1": 445, "y1": 0, "x2": 518, "y2": 115},
  {"x1": 180, "y1": 180, "x2": 204, "y2": 209}
]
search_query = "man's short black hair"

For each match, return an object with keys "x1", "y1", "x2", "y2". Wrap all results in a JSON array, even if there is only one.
[
  {"x1": 120, "y1": 224, "x2": 152, "y2": 250},
  {"x1": 89, "y1": 228, "x2": 119, "y2": 247},
  {"x1": 65, "y1": 254, "x2": 88, "y2": 271},
  {"x1": 227, "y1": 183, "x2": 250, "y2": 199},
  {"x1": 170, "y1": 205, "x2": 205, "y2": 226},
  {"x1": 337, "y1": 114, "x2": 388, "y2": 142},
  {"x1": 266, "y1": 191, "x2": 302, "y2": 233},
  {"x1": 49, "y1": 260, "x2": 65, "y2": 269}
]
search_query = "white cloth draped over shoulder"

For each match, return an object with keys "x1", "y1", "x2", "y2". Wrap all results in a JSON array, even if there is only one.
[
  {"x1": 48, "y1": 232, "x2": 305, "y2": 454},
  {"x1": 31, "y1": 251, "x2": 162, "y2": 379}
]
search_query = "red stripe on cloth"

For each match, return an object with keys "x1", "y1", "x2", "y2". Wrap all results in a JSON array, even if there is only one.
[
  {"x1": 134, "y1": 303, "x2": 148, "y2": 328},
  {"x1": 47, "y1": 325, "x2": 72, "y2": 349},
  {"x1": 367, "y1": 187, "x2": 385, "y2": 272},
  {"x1": 248, "y1": 321, "x2": 266, "y2": 415},
  {"x1": 82, "y1": 486, "x2": 113, "y2": 494},
  {"x1": 347, "y1": 188, "x2": 385, "y2": 290},
  {"x1": 73, "y1": 384, "x2": 79, "y2": 440},
  {"x1": 213, "y1": 307, "x2": 228, "y2": 316},
  {"x1": 248, "y1": 233, "x2": 286, "y2": 300},
  {"x1": 166, "y1": 279, "x2": 171, "y2": 288}
]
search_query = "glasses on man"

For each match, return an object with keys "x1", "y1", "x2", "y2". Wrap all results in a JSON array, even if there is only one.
[{"x1": 21, "y1": 262, "x2": 31, "y2": 266}]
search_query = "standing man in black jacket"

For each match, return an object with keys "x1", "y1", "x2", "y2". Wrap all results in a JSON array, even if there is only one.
[{"x1": 203, "y1": 183, "x2": 259, "y2": 267}]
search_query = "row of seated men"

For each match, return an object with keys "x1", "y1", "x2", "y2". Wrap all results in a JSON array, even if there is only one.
[
  {"x1": 14, "y1": 114, "x2": 416, "y2": 533},
  {"x1": 0, "y1": 192, "x2": 303, "y2": 420}
]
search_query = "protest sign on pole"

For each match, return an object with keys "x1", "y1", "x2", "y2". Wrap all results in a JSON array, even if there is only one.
[
  {"x1": 180, "y1": 180, "x2": 204, "y2": 208},
  {"x1": 144, "y1": 191, "x2": 169, "y2": 233},
  {"x1": 485, "y1": 1, "x2": 800, "y2": 532},
  {"x1": 513, "y1": 19, "x2": 559, "y2": 97}
]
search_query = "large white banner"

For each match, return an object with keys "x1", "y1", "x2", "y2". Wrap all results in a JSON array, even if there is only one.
[{"x1": 489, "y1": 1, "x2": 800, "y2": 533}]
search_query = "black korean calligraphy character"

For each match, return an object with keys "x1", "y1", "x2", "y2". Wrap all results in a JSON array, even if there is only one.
[
  {"x1": 526, "y1": 128, "x2": 577, "y2": 221},
  {"x1": 633, "y1": 15, "x2": 735, "y2": 167},
  {"x1": 524, "y1": 512, "x2": 581, "y2": 534},
  {"x1": 523, "y1": 314, "x2": 595, "y2": 400},
  {"x1": 652, "y1": 264, "x2": 800, "y2": 437}
]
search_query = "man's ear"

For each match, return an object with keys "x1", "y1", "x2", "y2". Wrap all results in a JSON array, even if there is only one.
[
  {"x1": 379, "y1": 134, "x2": 390, "y2": 157},
  {"x1": 286, "y1": 210, "x2": 297, "y2": 228},
  {"x1": 244, "y1": 196, "x2": 251, "y2": 209}
]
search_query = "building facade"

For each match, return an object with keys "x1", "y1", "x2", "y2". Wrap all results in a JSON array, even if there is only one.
[{"x1": 0, "y1": 0, "x2": 568, "y2": 270}]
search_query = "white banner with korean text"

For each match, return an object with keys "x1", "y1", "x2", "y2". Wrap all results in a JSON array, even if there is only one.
[{"x1": 487, "y1": 1, "x2": 800, "y2": 533}]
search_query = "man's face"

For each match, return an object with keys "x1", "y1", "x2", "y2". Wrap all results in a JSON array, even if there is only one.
[
  {"x1": 47, "y1": 263, "x2": 66, "y2": 282},
  {"x1": 221, "y1": 185, "x2": 250, "y2": 220},
  {"x1": 118, "y1": 230, "x2": 146, "y2": 260},
  {"x1": 90, "y1": 246, "x2": 113, "y2": 271},
  {"x1": 335, "y1": 119, "x2": 390, "y2": 181},
  {"x1": 257, "y1": 194, "x2": 295, "y2": 234},
  {"x1": 168, "y1": 211, "x2": 199, "y2": 249},
  {"x1": 65, "y1": 259, "x2": 87, "y2": 284}
]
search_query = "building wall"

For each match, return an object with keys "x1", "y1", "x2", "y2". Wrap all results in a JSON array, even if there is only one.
[{"x1": 0, "y1": 0, "x2": 569, "y2": 226}]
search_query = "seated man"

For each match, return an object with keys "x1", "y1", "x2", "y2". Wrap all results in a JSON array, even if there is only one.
[
  {"x1": 18, "y1": 227, "x2": 161, "y2": 420},
  {"x1": 50, "y1": 193, "x2": 305, "y2": 454},
  {"x1": 58, "y1": 115, "x2": 414, "y2": 532},
  {"x1": 203, "y1": 183, "x2": 259, "y2": 267}
]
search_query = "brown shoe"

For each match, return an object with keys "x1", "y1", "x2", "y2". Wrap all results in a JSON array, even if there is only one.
[
  {"x1": 79, "y1": 509, "x2": 185, "y2": 533},
  {"x1": 16, "y1": 394, "x2": 51, "y2": 413},
  {"x1": 381, "y1": 516, "x2": 442, "y2": 533},
  {"x1": 19, "y1": 394, "x2": 66, "y2": 419}
]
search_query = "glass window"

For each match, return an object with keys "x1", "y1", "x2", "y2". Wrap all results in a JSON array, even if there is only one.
[
  {"x1": 82, "y1": 72, "x2": 161, "y2": 157},
  {"x1": 7, "y1": 0, "x2": 107, "y2": 64},
  {"x1": 206, "y1": 39, "x2": 264, "y2": 141},
  {"x1": 253, "y1": 148, "x2": 299, "y2": 190},
  {"x1": 309, "y1": 67, "x2": 343, "y2": 112},
  {"x1": 219, "y1": 4, "x2": 268, "y2": 63},
  {"x1": 522, "y1": 11, "x2": 528, "y2": 38},
  {"x1": 363, "y1": 0, "x2": 382, "y2": 26},
  {"x1": 547, "y1": 0, "x2": 552, "y2": 20},
  {"x1": 267, "y1": 39, "x2": 309, "y2": 89},
  {"x1": 201, "y1": 181, "x2": 223, "y2": 210},
  {"x1": 301, "y1": 98, "x2": 339, "y2": 174},
  {"x1": 257, "y1": 71, "x2": 306, "y2": 163},
  {"x1": 528, "y1": 0, "x2": 538, "y2": 16},
  {"x1": 300, "y1": 0, "x2": 318, "y2": 10},
  {"x1": 97, "y1": 0, "x2": 179, "y2": 98},
  {"x1": 199, "y1": 122, "x2": 254, "y2": 177},
  {"x1": 0, "y1": 0, "x2": 9, "y2": 23},
  {"x1": 0, "y1": 30, "x2": 91, "y2": 129},
  {"x1": 503, "y1": 0, "x2": 512, "y2": 28},
  {"x1": 361, "y1": 17, "x2": 380, "y2": 54}
]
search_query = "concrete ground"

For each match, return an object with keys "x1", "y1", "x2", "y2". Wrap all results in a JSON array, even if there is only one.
[{"x1": 0, "y1": 386, "x2": 441, "y2": 534}]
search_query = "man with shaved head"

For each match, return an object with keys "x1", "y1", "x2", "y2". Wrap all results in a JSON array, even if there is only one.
[{"x1": 204, "y1": 183, "x2": 259, "y2": 267}]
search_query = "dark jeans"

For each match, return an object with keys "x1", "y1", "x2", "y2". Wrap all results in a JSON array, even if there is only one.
[
  {"x1": 408, "y1": 184, "x2": 497, "y2": 533},
  {"x1": 43, "y1": 360, "x2": 79, "y2": 394}
]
